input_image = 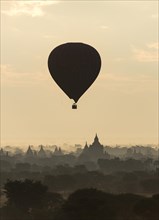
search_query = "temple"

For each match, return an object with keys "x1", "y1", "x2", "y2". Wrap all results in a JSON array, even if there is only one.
[
  {"x1": 79, "y1": 134, "x2": 110, "y2": 162},
  {"x1": 26, "y1": 145, "x2": 34, "y2": 158},
  {"x1": 38, "y1": 145, "x2": 46, "y2": 158}
]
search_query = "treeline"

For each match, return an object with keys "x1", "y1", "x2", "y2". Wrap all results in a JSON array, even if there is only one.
[
  {"x1": 43, "y1": 171, "x2": 159, "y2": 195},
  {"x1": 98, "y1": 158, "x2": 159, "y2": 173},
  {"x1": 1, "y1": 169, "x2": 159, "y2": 196},
  {"x1": 1, "y1": 158, "x2": 159, "y2": 173},
  {"x1": 1, "y1": 158, "x2": 159, "y2": 196},
  {"x1": 0, "y1": 179, "x2": 159, "y2": 220}
]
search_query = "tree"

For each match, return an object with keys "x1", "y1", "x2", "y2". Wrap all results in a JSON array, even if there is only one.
[
  {"x1": 59, "y1": 188, "x2": 116, "y2": 220},
  {"x1": 2, "y1": 179, "x2": 64, "y2": 220},
  {"x1": 140, "y1": 178, "x2": 159, "y2": 194},
  {"x1": 134, "y1": 197, "x2": 159, "y2": 220},
  {"x1": 15, "y1": 163, "x2": 31, "y2": 172},
  {"x1": 4, "y1": 179, "x2": 48, "y2": 211}
]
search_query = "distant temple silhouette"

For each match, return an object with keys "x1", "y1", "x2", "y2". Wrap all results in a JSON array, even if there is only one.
[
  {"x1": 26, "y1": 145, "x2": 34, "y2": 158},
  {"x1": 25, "y1": 145, "x2": 63, "y2": 159},
  {"x1": 38, "y1": 145, "x2": 46, "y2": 158},
  {"x1": 1, "y1": 134, "x2": 156, "y2": 166},
  {"x1": 24, "y1": 134, "x2": 110, "y2": 162},
  {"x1": 54, "y1": 147, "x2": 63, "y2": 156},
  {"x1": 79, "y1": 134, "x2": 110, "y2": 162}
]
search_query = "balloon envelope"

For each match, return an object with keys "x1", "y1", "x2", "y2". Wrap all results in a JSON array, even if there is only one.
[{"x1": 48, "y1": 42, "x2": 101, "y2": 103}]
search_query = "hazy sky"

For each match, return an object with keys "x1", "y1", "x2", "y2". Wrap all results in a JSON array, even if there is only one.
[{"x1": 1, "y1": 0, "x2": 158, "y2": 148}]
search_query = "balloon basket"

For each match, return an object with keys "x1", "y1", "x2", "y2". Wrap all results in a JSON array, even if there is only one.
[{"x1": 72, "y1": 103, "x2": 77, "y2": 109}]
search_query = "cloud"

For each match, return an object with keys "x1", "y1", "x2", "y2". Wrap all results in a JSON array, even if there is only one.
[
  {"x1": 1, "y1": 65, "x2": 49, "y2": 86},
  {"x1": 151, "y1": 14, "x2": 158, "y2": 19},
  {"x1": 132, "y1": 43, "x2": 158, "y2": 62},
  {"x1": 147, "y1": 42, "x2": 159, "y2": 49},
  {"x1": 98, "y1": 73, "x2": 130, "y2": 82},
  {"x1": 114, "y1": 57, "x2": 125, "y2": 62},
  {"x1": 97, "y1": 72, "x2": 157, "y2": 94},
  {"x1": 133, "y1": 49, "x2": 158, "y2": 62},
  {"x1": 2, "y1": 1, "x2": 59, "y2": 17},
  {"x1": 43, "y1": 34, "x2": 58, "y2": 39},
  {"x1": 100, "y1": 25, "x2": 109, "y2": 29}
]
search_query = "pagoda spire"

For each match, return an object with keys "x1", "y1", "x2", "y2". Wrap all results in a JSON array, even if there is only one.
[
  {"x1": 84, "y1": 142, "x2": 88, "y2": 149},
  {"x1": 38, "y1": 145, "x2": 46, "y2": 157},
  {"x1": 26, "y1": 145, "x2": 34, "y2": 157},
  {"x1": 94, "y1": 133, "x2": 99, "y2": 142}
]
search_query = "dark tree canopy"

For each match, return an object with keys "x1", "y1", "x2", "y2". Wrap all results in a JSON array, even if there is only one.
[
  {"x1": 4, "y1": 179, "x2": 48, "y2": 211},
  {"x1": 1, "y1": 180, "x2": 159, "y2": 220}
]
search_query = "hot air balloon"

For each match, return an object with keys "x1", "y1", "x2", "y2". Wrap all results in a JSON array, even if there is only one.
[{"x1": 48, "y1": 42, "x2": 101, "y2": 109}]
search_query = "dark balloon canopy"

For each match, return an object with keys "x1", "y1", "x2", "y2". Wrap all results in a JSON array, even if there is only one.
[{"x1": 48, "y1": 42, "x2": 101, "y2": 108}]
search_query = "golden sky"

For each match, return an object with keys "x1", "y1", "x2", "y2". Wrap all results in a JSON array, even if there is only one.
[{"x1": 1, "y1": 0, "x2": 158, "y2": 148}]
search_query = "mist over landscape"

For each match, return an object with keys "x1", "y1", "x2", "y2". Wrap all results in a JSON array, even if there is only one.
[{"x1": 1, "y1": 134, "x2": 159, "y2": 220}]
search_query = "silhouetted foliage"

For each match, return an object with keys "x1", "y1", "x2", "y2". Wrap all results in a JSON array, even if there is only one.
[
  {"x1": 1, "y1": 179, "x2": 159, "y2": 220},
  {"x1": 15, "y1": 163, "x2": 31, "y2": 172},
  {"x1": 140, "y1": 178, "x2": 159, "y2": 194},
  {"x1": 56, "y1": 189, "x2": 159, "y2": 220},
  {"x1": 134, "y1": 195, "x2": 159, "y2": 220},
  {"x1": 4, "y1": 179, "x2": 48, "y2": 211},
  {"x1": 98, "y1": 158, "x2": 145, "y2": 173},
  {"x1": 58, "y1": 188, "x2": 116, "y2": 220},
  {"x1": 1, "y1": 179, "x2": 64, "y2": 220}
]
